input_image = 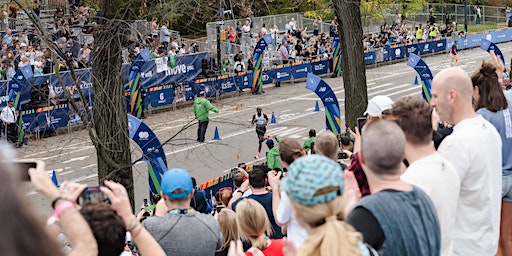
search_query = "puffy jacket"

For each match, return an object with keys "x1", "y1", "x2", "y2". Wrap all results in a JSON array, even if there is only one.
[{"x1": 193, "y1": 97, "x2": 218, "y2": 121}]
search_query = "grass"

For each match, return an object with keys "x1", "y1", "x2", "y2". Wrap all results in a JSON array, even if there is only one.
[{"x1": 464, "y1": 23, "x2": 500, "y2": 33}]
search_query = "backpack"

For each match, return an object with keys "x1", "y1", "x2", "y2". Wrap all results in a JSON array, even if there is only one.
[{"x1": 192, "y1": 190, "x2": 214, "y2": 214}]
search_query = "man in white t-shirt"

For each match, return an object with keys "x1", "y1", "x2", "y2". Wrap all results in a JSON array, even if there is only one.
[
  {"x1": 392, "y1": 96, "x2": 460, "y2": 256},
  {"x1": 431, "y1": 67, "x2": 502, "y2": 256}
]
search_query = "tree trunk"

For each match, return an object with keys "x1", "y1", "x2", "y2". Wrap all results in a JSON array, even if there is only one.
[
  {"x1": 93, "y1": 1, "x2": 138, "y2": 207},
  {"x1": 332, "y1": 0, "x2": 368, "y2": 130}
]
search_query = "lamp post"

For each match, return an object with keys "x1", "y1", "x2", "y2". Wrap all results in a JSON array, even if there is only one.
[{"x1": 464, "y1": 0, "x2": 468, "y2": 33}]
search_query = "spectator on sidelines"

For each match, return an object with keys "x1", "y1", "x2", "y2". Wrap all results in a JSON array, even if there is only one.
[
  {"x1": 232, "y1": 168, "x2": 252, "y2": 197},
  {"x1": 267, "y1": 138, "x2": 308, "y2": 249},
  {"x1": 190, "y1": 177, "x2": 213, "y2": 214},
  {"x1": 346, "y1": 119, "x2": 441, "y2": 255},
  {"x1": 392, "y1": 96, "x2": 460, "y2": 256},
  {"x1": 0, "y1": 157, "x2": 97, "y2": 256},
  {"x1": 231, "y1": 167, "x2": 283, "y2": 239},
  {"x1": 265, "y1": 138, "x2": 282, "y2": 171},
  {"x1": 216, "y1": 209, "x2": 241, "y2": 256},
  {"x1": 143, "y1": 168, "x2": 222, "y2": 255},
  {"x1": 431, "y1": 67, "x2": 502, "y2": 255},
  {"x1": 303, "y1": 128, "x2": 316, "y2": 153},
  {"x1": 234, "y1": 199, "x2": 284, "y2": 255},
  {"x1": 313, "y1": 130, "x2": 339, "y2": 161},
  {"x1": 470, "y1": 56, "x2": 512, "y2": 256},
  {"x1": 279, "y1": 154, "x2": 378, "y2": 255}
]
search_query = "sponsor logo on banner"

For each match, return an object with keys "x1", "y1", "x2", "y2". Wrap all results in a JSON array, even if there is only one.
[
  {"x1": 486, "y1": 34, "x2": 492, "y2": 40},
  {"x1": 424, "y1": 44, "x2": 429, "y2": 51},
  {"x1": 395, "y1": 48, "x2": 401, "y2": 56},
  {"x1": 147, "y1": 147, "x2": 159, "y2": 153},
  {"x1": 139, "y1": 131, "x2": 149, "y2": 140},
  {"x1": 296, "y1": 67, "x2": 308, "y2": 73},
  {"x1": 263, "y1": 73, "x2": 269, "y2": 81},
  {"x1": 319, "y1": 87, "x2": 327, "y2": 92},
  {"x1": 221, "y1": 80, "x2": 235, "y2": 90},
  {"x1": 276, "y1": 71, "x2": 289, "y2": 79},
  {"x1": 324, "y1": 97, "x2": 335, "y2": 103},
  {"x1": 314, "y1": 63, "x2": 326, "y2": 71},
  {"x1": 158, "y1": 93, "x2": 165, "y2": 103},
  {"x1": 407, "y1": 46, "x2": 416, "y2": 53}
]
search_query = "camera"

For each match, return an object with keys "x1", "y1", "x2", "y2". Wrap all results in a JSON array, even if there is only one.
[{"x1": 338, "y1": 151, "x2": 349, "y2": 159}]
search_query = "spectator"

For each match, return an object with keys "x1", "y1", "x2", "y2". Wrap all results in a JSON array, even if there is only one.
[
  {"x1": 303, "y1": 128, "x2": 316, "y2": 153},
  {"x1": 431, "y1": 67, "x2": 502, "y2": 255},
  {"x1": 364, "y1": 95, "x2": 393, "y2": 118},
  {"x1": 27, "y1": 160, "x2": 98, "y2": 256},
  {"x1": 470, "y1": 56, "x2": 512, "y2": 256},
  {"x1": 215, "y1": 209, "x2": 240, "y2": 256},
  {"x1": 313, "y1": 130, "x2": 339, "y2": 161},
  {"x1": 281, "y1": 154, "x2": 378, "y2": 255},
  {"x1": 233, "y1": 58, "x2": 245, "y2": 73},
  {"x1": 190, "y1": 177, "x2": 213, "y2": 214},
  {"x1": 392, "y1": 96, "x2": 460, "y2": 256},
  {"x1": 346, "y1": 119, "x2": 440, "y2": 255},
  {"x1": 267, "y1": 138, "x2": 308, "y2": 249},
  {"x1": 280, "y1": 41, "x2": 289, "y2": 65},
  {"x1": 231, "y1": 167, "x2": 283, "y2": 239},
  {"x1": 160, "y1": 21, "x2": 170, "y2": 52},
  {"x1": 142, "y1": 168, "x2": 222, "y2": 255},
  {"x1": 265, "y1": 138, "x2": 282, "y2": 171},
  {"x1": 235, "y1": 199, "x2": 284, "y2": 255},
  {"x1": 232, "y1": 168, "x2": 252, "y2": 197}
]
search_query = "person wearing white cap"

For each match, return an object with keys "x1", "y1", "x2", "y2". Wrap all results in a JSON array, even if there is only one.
[{"x1": 364, "y1": 95, "x2": 394, "y2": 118}]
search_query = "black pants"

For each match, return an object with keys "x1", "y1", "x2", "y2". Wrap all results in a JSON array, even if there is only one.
[
  {"x1": 256, "y1": 125, "x2": 266, "y2": 153},
  {"x1": 197, "y1": 120, "x2": 209, "y2": 142},
  {"x1": 6, "y1": 122, "x2": 17, "y2": 144}
]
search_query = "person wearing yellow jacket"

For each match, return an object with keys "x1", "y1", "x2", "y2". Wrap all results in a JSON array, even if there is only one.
[{"x1": 193, "y1": 91, "x2": 218, "y2": 142}]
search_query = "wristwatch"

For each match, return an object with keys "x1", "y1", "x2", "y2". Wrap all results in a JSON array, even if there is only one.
[{"x1": 237, "y1": 190, "x2": 245, "y2": 194}]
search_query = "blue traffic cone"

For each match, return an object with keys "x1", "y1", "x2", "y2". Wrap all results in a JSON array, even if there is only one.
[
  {"x1": 270, "y1": 112, "x2": 277, "y2": 124},
  {"x1": 314, "y1": 101, "x2": 320, "y2": 112},
  {"x1": 213, "y1": 127, "x2": 221, "y2": 140},
  {"x1": 51, "y1": 170, "x2": 59, "y2": 187},
  {"x1": 414, "y1": 76, "x2": 419, "y2": 85}
]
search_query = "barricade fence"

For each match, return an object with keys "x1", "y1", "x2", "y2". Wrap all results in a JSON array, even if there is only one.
[{"x1": 4, "y1": 28, "x2": 512, "y2": 137}]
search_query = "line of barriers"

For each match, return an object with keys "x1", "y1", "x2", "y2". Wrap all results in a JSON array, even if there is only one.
[{"x1": 10, "y1": 28, "x2": 512, "y2": 140}]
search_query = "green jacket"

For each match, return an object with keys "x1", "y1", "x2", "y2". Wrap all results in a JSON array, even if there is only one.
[
  {"x1": 266, "y1": 147, "x2": 282, "y2": 171},
  {"x1": 303, "y1": 136, "x2": 316, "y2": 151},
  {"x1": 193, "y1": 97, "x2": 218, "y2": 121}
]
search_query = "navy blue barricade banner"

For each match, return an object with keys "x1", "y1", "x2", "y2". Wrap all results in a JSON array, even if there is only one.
[
  {"x1": 148, "y1": 84, "x2": 174, "y2": 107},
  {"x1": 291, "y1": 63, "x2": 310, "y2": 79},
  {"x1": 262, "y1": 70, "x2": 274, "y2": 85},
  {"x1": 417, "y1": 41, "x2": 432, "y2": 55},
  {"x1": 480, "y1": 39, "x2": 506, "y2": 66},
  {"x1": 390, "y1": 46, "x2": 405, "y2": 60},
  {"x1": 433, "y1": 39, "x2": 446, "y2": 52},
  {"x1": 364, "y1": 51, "x2": 376, "y2": 65},
  {"x1": 274, "y1": 66, "x2": 292, "y2": 82},
  {"x1": 36, "y1": 104, "x2": 70, "y2": 131},
  {"x1": 184, "y1": 81, "x2": 196, "y2": 101},
  {"x1": 312, "y1": 59, "x2": 329, "y2": 75},
  {"x1": 235, "y1": 72, "x2": 253, "y2": 90},
  {"x1": 194, "y1": 78, "x2": 217, "y2": 97},
  {"x1": 405, "y1": 44, "x2": 419, "y2": 57},
  {"x1": 218, "y1": 76, "x2": 237, "y2": 94},
  {"x1": 128, "y1": 114, "x2": 168, "y2": 197},
  {"x1": 20, "y1": 109, "x2": 37, "y2": 134},
  {"x1": 407, "y1": 53, "x2": 433, "y2": 102},
  {"x1": 122, "y1": 51, "x2": 209, "y2": 90},
  {"x1": 305, "y1": 73, "x2": 341, "y2": 135}
]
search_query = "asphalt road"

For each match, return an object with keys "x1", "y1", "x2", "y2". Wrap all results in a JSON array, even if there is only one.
[{"x1": 19, "y1": 42, "x2": 512, "y2": 217}]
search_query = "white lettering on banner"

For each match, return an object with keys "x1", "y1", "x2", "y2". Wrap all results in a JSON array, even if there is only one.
[
  {"x1": 314, "y1": 64, "x2": 326, "y2": 71},
  {"x1": 147, "y1": 147, "x2": 159, "y2": 153},
  {"x1": 138, "y1": 131, "x2": 149, "y2": 140},
  {"x1": 262, "y1": 73, "x2": 269, "y2": 80},
  {"x1": 324, "y1": 97, "x2": 334, "y2": 103},
  {"x1": 437, "y1": 42, "x2": 444, "y2": 47},
  {"x1": 424, "y1": 44, "x2": 429, "y2": 50},
  {"x1": 296, "y1": 67, "x2": 308, "y2": 73},
  {"x1": 318, "y1": 87, "x2": 327, "y2": 92},
  {"x1": 221, "y1": 81, "x2": 234, "y2": 90},
  {"x1": 277, "y1": 72, "x2": 289, "y2": 79},
  {"x1": 422, "y1": 73, "x2": 431, "y2": 78},
  {"x1": 141, "y1": 71, "x2": 153, "y2": 78},
  {"x1": 395, "y1": 48, "x2": 401, "y2": 56},
  {"x1": 498, "y1": 34, "x2": 506, "y2": 38},
  {"x1": 0, "y1": 95, "x2": 8, "y2": 105},
  {"x1": 17, "y1": 75, "x2": 23, "y2": 80},
  {"x1": 365, "y1": 55, "x2": 374, "y2": 60},
  {"x1": 158, "y1": 93, "x2": 165, "y2": 103},
  {"x1": 407, "y1": 46, "x2": 417, "y2": 53},
  {"x1": 155, "y1": 57, "x2": 169, "y2": 73}
]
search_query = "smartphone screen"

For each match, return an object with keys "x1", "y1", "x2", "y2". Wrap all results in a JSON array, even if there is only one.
[
  {"x1": 1, "y1": 160, "x2": 38, "y2": 181},
  {"x1": 78, "y1": 186, "x2": 109, "y2": 205},
  {"x1": 357, "y1": 117, "x2": 368, "y2": 133}
]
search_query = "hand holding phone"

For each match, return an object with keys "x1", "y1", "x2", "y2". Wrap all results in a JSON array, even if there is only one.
[
  {"x1": 357, "y1": 117, "x2": 367, "y2": 133},
  {"x1": 78, "y1": 186, "x2": 109, "y2": 205},
  {"x1": 1, "y1": 159, "x2": 38, "y2": 181}
]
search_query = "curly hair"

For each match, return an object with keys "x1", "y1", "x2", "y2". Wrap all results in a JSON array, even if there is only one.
[{"x1": 80, "y1": 203, "x2": 126, "y2": 256}]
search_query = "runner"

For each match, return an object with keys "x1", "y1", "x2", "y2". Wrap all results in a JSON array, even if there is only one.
[
  {"x1": 252, "y1": 107, "x2": 269, "y2": 158},
  {"x1": 451, "y1": 40, "x2": 458, "y2": 66}
]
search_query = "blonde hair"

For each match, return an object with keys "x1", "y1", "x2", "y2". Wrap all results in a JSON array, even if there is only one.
[
  {"x1": 291, "y1": 196, "x2": 362, "y2": 256},
  {"x1": 217, "y1": 209, "x2": 239, "y2": 252},
  {"x1": 235, "y1": 199, "x2": 272, "y2": 250}
]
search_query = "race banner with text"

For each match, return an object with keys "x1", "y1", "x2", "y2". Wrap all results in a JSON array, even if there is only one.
[
  {"x1": 252, "y1": 33, "x2": 273, "y2": 94},
  {"x1": 480, "y1": 39, "x2": 506, "y2": 66},
  {"x1": 407, "y1": 53, "x2": 434, "y2": 102},
  {"x1": 128, "y1": 114, "x2": 168, "y2": 197},
  {"x1": 306, "y1": 73, "x2": 341, "y2": 135}
]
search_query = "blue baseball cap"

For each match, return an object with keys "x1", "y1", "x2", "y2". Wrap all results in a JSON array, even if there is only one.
[
  {"x1": 281, "y1": 154, "x2": 344, "y2": 206},
  {"x1": 161, "y1": 168, "x2": 193, "y2": 199}
]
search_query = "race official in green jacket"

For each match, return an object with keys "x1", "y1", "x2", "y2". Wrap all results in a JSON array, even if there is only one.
[
  {"x1": 266, "y1": 138, "x2": 283, "y2": 171},
  {"x1": 193, "y1": 91, "x2": 218, "y2": 142}
]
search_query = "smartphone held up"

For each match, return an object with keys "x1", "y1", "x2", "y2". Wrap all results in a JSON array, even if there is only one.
[
  {"x1": 78, "y1": 186, "x2": 110, "y2": 205},
  {"x1": 0, "y1": 159, "x2": 38, "y2": 181}
]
